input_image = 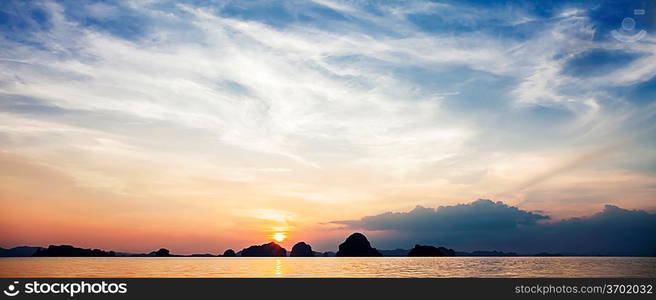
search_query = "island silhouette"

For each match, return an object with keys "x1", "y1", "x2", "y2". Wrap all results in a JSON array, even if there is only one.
[
  {"x1": 290, "y1": 242, "x2": 314, "y2": 257},
  {"x1": 336, "y1": 233, "x2": 382, "y2": 256},
  {"x1": 0, "y1": 232, "x2": 601, "y2": 257},
  {"x1": 408, "y1": 245, "x2": 456, "y2": 257},
  {"x1": 239, "y1": 242, "x2": 287, "y2": 257},
  {"x1": 33, "y1": 245, "x2": 116, "y2": 257}
]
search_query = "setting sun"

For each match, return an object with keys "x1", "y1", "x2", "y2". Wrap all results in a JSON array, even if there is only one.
[{"x1": 272, "y1": 232, "x2": 287, "y2": 243}]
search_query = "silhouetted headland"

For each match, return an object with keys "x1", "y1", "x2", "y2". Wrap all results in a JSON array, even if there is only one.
[
  {"x1": 0, "y1": 246, "x2": 42, "y2": 257},
  {"x1": 336, "y1": 233, "x2": 382, "y2": 257},
  {"x1": 117, "y1": 248, "x2": 176, "y2": 257},
  {"x1": 456, "y1": 250, "x2": 518, "y2": 257},
  {"x1": 149, "y1": 248, "x2": 171, "y2": 257},
  {"x1": 290, "y1": 242, "x2": 314, "y2": 257},
  {"x1": 240, "y1": 242, "x2": 287, "y2": 257},
  {"x1": 533, "y1": 252, "x2": 563, "y2": 257},
  {"x1": 379, "y1": 249, "x2": 409, "y2": 256},
  {"x1": 408, "y1": 245, "x2": 455, "y2": 256},
  {"x1": 222, "y1": 249, "x2": 236, "y2": 257},
  {"x1": 190, "y1": 253, "x2": 214, "y2": 257},
  {"x1": 33, "y1": 245, "x2": 115, "y2": 257}
]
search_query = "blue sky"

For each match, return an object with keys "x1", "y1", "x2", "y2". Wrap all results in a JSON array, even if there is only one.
[{"x1": 0, "y1": 0, "x2": 655, "y2": 253}]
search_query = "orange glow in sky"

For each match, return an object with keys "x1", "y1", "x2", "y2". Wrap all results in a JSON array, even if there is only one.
[{"x1": 272, "y1": 232, "x2": 287, "y2": 243}]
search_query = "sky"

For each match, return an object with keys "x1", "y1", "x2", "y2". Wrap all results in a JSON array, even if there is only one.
[{"x1": 0, "y1": 0, "x2": 655, "y2": 255}]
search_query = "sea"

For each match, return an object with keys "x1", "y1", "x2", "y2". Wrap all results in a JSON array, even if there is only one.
[{"x1": 1, "y1": 257, "x2": 655, "y2": 277}]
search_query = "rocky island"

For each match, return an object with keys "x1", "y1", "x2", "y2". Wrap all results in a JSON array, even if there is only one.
[
  {"x1": 407, "y1": 244, "x2": 456, "y2": 256},
  {"x1": 290, "y1": 242, "x2": 314, "y2": 257},
  {"x1": 240, "y1": 242, "x2": 287, "y2": 257},
  {"x1": 336, "y1": 233, "x2": 382, "y2": 257}
]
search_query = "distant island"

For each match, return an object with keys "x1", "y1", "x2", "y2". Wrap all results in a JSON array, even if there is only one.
[
  {"x1": 336, "y1": 233, "x2": 382, "y2": 256},
  {"x1": 239, "y1": 242, "x2": 287, "y2": 257},
  {"x1": 34, "y1": 245, "x2": 116, "y2": 257},
  {"x1": 408, "y1": 245, "x2": 455, "y2": 256},
  {"x1": 1, "y1": 232, "x2": 648, "y2": 258},
  {"x1": 290, "y1": 242, "x2": 313, "y2": 257}
]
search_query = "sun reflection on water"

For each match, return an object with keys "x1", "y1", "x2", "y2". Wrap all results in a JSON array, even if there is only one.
[{"x1": 274, "y1": 259, "x2": 283, "y2": 277}]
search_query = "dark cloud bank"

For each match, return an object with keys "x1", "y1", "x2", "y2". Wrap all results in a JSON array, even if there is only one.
[{"x1": 332, "y1": 200, "x2": 656, "y2": 256}]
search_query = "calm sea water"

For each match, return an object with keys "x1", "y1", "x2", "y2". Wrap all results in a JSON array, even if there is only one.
[{"x1": 1, "y1": 257, "x2": 654, "y2": 278}]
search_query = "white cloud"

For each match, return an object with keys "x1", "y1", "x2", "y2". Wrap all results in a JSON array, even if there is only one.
[{"x1": 0, "y1": 0, "x2": 655, "y2": 217}]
